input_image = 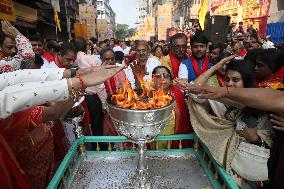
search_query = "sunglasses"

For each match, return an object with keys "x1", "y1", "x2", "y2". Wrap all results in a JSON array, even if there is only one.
[{"x1": 153, "y1": 73, "x2": 171, "y2": 78}]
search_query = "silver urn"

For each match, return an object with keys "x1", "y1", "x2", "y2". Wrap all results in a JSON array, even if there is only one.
[{"x1": 107, "y1": 98, "x2": 175, "y2": 143}]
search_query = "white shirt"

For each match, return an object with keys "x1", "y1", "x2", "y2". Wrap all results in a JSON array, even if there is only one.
[
  {"x1": 178, "y1": 63, "x2": 188, "y2": 80},
  {"x1": 144, "y1": 57, "x2": 161, "y2": 81},
  {"x1": 113, "y1": 45, "x2": 124, "y2": 53},
  {"x1": 123, "y1": 46, "x2": 131, "y2": 56},
  {"x1": 41, "y1": 58, "x2": 58, "y2": 68}
]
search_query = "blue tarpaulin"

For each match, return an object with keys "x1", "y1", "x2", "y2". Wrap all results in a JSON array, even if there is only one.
[{"x1": 267, "y1": 22, "x2": 284, "y2": 45}]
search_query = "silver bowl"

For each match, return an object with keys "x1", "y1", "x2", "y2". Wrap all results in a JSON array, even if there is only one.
[{"x1": 106, "y1": 97, "x2": 175, "y2": 142}]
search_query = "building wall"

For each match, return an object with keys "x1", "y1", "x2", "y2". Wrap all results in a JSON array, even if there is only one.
[
  {"x1": 137, "y1": 0, "x2": 148, "y2": 28},
  {"x1": 79, "y1": 2, "x2": 97, "y2": 39},
  {"x1": 96, "y1": 0, "x2": 115, "y2": 40},
  {"x1": 268, "y1": 0, "x2": 284, "y2": 23}
]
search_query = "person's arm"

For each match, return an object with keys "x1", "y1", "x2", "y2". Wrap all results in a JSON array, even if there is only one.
[
  {"x1": 0, "y1": 21, "x2": 34, "y2": 71},
  {"x1": 194, "y1": 55, "x2": 235, "y2": 85},
  {"x1": 42, "y1": 99, "x2": 75, "y2": 122},
  {"x1": 184, "y1": 84, "x2": 284, "y2": 114},
  {"x1": 0, "y1": 68, "x2": 67, "y2": 90},
  {"x1": 0, "y1": 65, "x2": 125, "y2": 118}
]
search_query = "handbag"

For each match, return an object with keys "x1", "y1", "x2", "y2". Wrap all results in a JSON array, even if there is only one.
[{"x1": 231, "y1": 141, "x2": 270, "y2": 181}]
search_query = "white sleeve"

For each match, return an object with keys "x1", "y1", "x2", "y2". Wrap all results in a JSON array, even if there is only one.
[
  {"x1": 146, "y1": 58, "x2": 161, "y2": 77},
  {"x1": 0, "y1": 79, "x2": 69, "y2": 119},
  {"x1": 0, "y1": 68, "x2": 65, "y2": 91},
  {"x1": 178, "y1": 63, "x2": 188, "y2": 79},
  {"x1": 124, "y1": 65, "x2": 136, "y2": 89}
]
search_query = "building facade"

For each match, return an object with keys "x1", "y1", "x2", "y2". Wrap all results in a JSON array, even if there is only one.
[
  {"x1": 96, "y1": 0, "x2": 115, "y2": 40},
  {"x1": 78, "y1": 0, "x2": 97, "y2": 39}
]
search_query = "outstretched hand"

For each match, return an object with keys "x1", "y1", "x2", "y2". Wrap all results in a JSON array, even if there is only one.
[
  {"x1": 270, "y1": 114, "x2": 284, "y2": 132},
  {"x1": 81, "y1": 64, "x2": 125, "y2": 87},
  {"x1": 214, "y1": 55, "x2": 236, "y2": 70},
  {"x1": 1, "y1": 20, "x2": 21, "y2": 39}
]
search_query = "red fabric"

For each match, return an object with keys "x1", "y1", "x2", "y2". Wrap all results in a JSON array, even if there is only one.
[
  {"x1": 105, "y1": 77, "x2": 117, "y2": 94},
  {"x1": 171, "y1": 86, "x2": 193, "y2": 148},
  {"x1": 81, "y1": 100, "x2": 93, "y2": 136},
  {"x1": 42, "y1": 51, "x2": 55, "y2": 63},
  {"x1": 0, "y1": 106, "x2": 54, "y2": 189},
  {"x1": 51, "y1": 120, "x2": 68, "y2": 168},
  {"x1": 216, "y1": 71, "x2": 225, "y2": 87},
  {"x1": 54, "y1": 55, "x2": 65, "y2": 68},
  {"x1": 169, "y1": 51, "x2": 185, "y2": 78},
  {"x1": 191, "y1": 55, "x2": 210, "y2": 77},
  {"x1": 0, "y1": 135, "x2": 31, "y2": 189},
  {"x1": 237, "y1": 48, "x2": 247, "y2": 58},
  {"x1": 257, "y1": 66, "x2": 284, "y2": 88}
]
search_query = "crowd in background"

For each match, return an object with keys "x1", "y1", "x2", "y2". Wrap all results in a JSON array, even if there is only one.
[{"x1": 0, "y1": 19, "x2": 284, "y2": 189}]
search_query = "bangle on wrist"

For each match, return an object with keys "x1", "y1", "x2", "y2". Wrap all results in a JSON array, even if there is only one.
[
  {"x1": 68, "y1": 78, "x2": 85, "y2": 102},
  {"x1": 76, "y1": 74, "x2": 85, "y2": 90}
]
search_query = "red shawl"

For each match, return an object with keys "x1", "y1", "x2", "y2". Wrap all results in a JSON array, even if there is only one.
[
  {"x1": 191, "y1": 55, "x2": 210, "y2": 77},
  {"x1": 216, "y1": 71, "x2": 225, "y2": 87},
  {"x1": 54, "y1": 55, "x2": 65, "y2": 68},
  {"x1": 105, "y1": 70, "x2": 126, "y2": 94},
  {"x1": 257, "y1": 66, "x2": 284, "y2": 89},
  {"x1": 169, "y1": 51, "x2": 187, "y2": 78},
  {"x1": 42, "y1": 51, "x2": 55, "y2": 63},
  {"x1": 171, "y1": 86, "x2": 193, "y2": 148}
]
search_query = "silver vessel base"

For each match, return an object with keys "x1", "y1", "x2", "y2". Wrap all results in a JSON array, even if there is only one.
[{"x1": 71, "y1": 151, "x2": 210, "y2": 189}]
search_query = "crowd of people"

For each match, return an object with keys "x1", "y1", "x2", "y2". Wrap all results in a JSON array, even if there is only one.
[{"x1": 0, "y1": 19, "x2": 284, "y2": 189}]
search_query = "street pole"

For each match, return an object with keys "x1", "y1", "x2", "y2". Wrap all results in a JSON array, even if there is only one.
[{"x1": 64, "y1": 0, "x2": 72, "y2": 40}]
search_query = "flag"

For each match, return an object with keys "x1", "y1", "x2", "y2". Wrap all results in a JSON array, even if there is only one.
[
  {"x1": 198, "y1": 0, "x2": 208, "y2": 31},
  {"x1": 54, "y1": 8, "x2": 61, "y2": 32}
]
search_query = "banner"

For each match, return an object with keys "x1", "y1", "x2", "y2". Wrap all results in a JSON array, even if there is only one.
[
  {"x1": 74, "y1": 23, "x2": 88, "y2": 39},
  {"x1": 199, "y1": 0, "x2": 208, "y2": 31},
  {"x1": 0, "y1": 0, "x2": 15, "y2": 21},
  {"x1": 157, "y1": 3, "x2": 173, "y2": 40},
  {"x1": 14, "y1": 2, "x2": 37, "y2": 23}
]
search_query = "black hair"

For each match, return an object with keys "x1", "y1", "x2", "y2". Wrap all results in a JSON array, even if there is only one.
[
  {"x1": 46, "y1": 40, "x2": 60, "y2": 52},
  {"x1": 225, "y1": 60, "x2": 255, "y2": 88},
  {"x1": 73, "y1": 37, "x2": 88, "y2": 52},
  {"x1": 244, "y1": 48, "x2": 263, "y2": 66},
  {"x1": 89, "y1": 37, "x2": 98, "y2": 44},
  {"x1": 30, "y1": 33, "x2": 43, "y2": 43},
  {"x1": 34, "y1": 54, "x2": 44, "y2": 66},
  {"x1": 190, "y1": 32, "x2": 209, "y2": 46},
  {"x1": 98, "y1": 41, "x2": 106, "y2": 47},
  {"x1": 125, "y1": 41, "x2": 131, "y2": 46},
  {"x1": 170, "y1": 33, "x2": 187, "y2": 45},
  {"x1": 256, "y1": 49, "x2": 284, "y2": 73},
  {"x1": 211, "y1": 43, "x2": 225, "y2": 53},
  {"x1": 59, "y1": 42, "x2": 77, "y2": 56},
  {"x1": 152, "y1": 66, "x2": 173, "y2": 80},
  {"x1": 114, "y1": 51, "x2": 124, "y2": 62}
]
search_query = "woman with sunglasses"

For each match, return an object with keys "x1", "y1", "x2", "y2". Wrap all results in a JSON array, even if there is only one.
[{"x1": 152, "y1": 66, "x2": 192, "y2": 149}]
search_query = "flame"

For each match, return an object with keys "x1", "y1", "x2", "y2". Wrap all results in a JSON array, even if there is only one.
[{"x1": 111, "y1": 79, "x2": 173, "y2": 110}]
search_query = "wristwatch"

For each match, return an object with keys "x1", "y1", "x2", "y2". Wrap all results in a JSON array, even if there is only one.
[{"x1": 70, "y1": 67, "x2": 78, "y2": 77}]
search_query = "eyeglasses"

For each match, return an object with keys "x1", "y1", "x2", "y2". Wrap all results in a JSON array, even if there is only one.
[
  {"x1": 153, "y1": 73, "x2": 171, "y2": 79},
  {"x1": 104, "y1": 57, "x2": 115, "y2": 61}
]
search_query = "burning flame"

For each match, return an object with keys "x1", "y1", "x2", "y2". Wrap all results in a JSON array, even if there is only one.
[{"x1": 111, "y1": 79, "x2": 173, "y2": 110}]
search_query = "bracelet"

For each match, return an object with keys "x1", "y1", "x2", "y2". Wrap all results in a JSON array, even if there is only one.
[
  {"x1": 68, "y1": 78, "x2": 85, "y2": 102},
  {"x1": 76, "y1": 74, "x2": 85, "y2": 90}
]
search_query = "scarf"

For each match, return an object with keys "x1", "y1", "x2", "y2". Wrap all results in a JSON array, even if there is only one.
[
  {"x1": 105, "y1": 70, "x2": 126, "y2": 94},
  {"x1": 237, "y1": 48, "x2": 247, "y2": 58},
  {"x1": 54, "y1": 55, "x2": 65, "y2": 68},
  {"x1": 42, "y1": 51, "x2": 55, "y2": 63},
  {"x1": 257, "y1": 66, "x2": 284, "y2": 89},
  {"x1": 169, "y1": 51, "x2": 186, "y2": 78},
  {"x1": 191, "y1": 55, "x2": 210, "y2": 77},
  {"x1": 216, "y1": 71, "x2": 225, "y2": 87}
]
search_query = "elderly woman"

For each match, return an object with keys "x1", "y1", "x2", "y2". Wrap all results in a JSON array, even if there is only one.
[{"x1": 151, "y1": 66, "x2": 192, "y2": 149}]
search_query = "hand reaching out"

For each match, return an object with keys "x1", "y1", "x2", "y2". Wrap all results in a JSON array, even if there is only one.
[
  {"x1": 270, "y1": 114, "x2": 284, "y2": 132},
  {"x1": 1, "y1": 20, "x2": 21, "y2": 39}
]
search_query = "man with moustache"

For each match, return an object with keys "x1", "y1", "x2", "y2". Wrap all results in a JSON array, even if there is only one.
[{"x1": 178, "y1": 32, "x2": 212, "y2": 82}]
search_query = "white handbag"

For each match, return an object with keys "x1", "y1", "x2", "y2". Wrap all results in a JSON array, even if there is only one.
[{"x1": 231, "y1": 141, "x2": 270, "y2": 181}]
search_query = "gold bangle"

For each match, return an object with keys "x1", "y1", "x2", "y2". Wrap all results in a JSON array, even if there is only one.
[{"x1": 68, "y1": 78, "x2": 85, "y2": 102}]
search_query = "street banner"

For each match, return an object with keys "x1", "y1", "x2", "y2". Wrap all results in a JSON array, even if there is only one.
[
  {"x1": 74, "y1": 23, "x2": 88, "y2": 39},
  {"x1": 157, "y1": 3, "x2": 173, "y2": 40},
  {"x1": 199, "y1": 0, "x2": 208, "y2": 31}
]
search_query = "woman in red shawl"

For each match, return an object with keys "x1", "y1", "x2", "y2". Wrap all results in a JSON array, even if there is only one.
[
  {"x1": 152, "y1": 66, "x2": 193, "y2": 148},
  {"x1": 0, "y1": 106, "x2": 54, "y2": 189},
  {"x1": 254, "y1": 49, "x2": 284, "y2": 89}
]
